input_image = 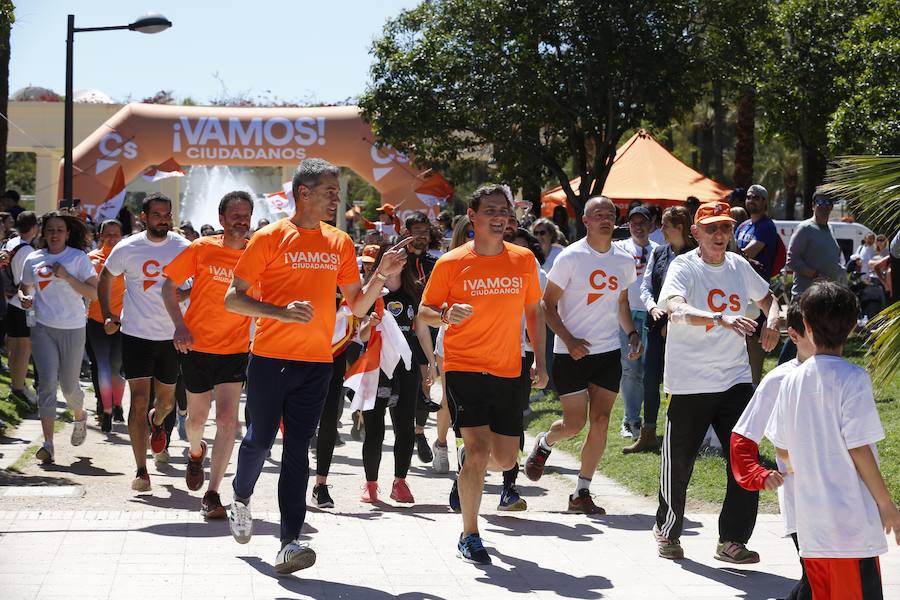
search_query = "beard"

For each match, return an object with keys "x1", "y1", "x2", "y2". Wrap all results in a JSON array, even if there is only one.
[{"x1": 147, "y1": 223, "x2": 170, "y2": 237}]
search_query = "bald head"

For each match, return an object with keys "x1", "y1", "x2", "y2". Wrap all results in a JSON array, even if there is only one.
[{"x1": 584, "y1": 196, "x2": 616, "y2": 214}]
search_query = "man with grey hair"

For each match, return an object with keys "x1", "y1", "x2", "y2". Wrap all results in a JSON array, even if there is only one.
[{"x1": 224, "y1": 158, "x2": 411, "y2": 573}]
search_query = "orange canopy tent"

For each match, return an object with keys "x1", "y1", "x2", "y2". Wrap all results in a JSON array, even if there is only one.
[{"x1": 541, "y1": 130, "x2": 731, "y2": 217}]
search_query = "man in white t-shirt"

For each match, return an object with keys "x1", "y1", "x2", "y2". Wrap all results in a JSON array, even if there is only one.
[
  {"x1": 653, "y1": 201, "x2": 780, "y2": 563},
  {"x1": 99, "y1": 193, "x2": 190, "y2": 492},
  {"x1": 525, "y1": 196, "x2": 641, "y2": 514},
  {"x1": 614, "y1": 205, "x2": 657, "y2": 439},
  {"x1": 767, "y1": 282, "x2": 899, "y2": 599}
]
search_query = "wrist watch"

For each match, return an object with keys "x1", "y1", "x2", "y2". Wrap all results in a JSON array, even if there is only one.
[
  {"x1": 374, "y1": 271, "x2": 388, "y2": 281},
  {"x1": 712, "y1": 313, "x2": 723, "y2": 327}
]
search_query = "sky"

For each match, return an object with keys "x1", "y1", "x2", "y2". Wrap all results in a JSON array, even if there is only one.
[{"x1": 10, "y1": 0, "x2": 419, "y2": 105}]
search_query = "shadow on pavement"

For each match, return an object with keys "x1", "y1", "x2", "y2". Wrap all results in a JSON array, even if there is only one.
[
  {"x1": 128, "y1": 484, "x2": 203, "y2": 511},
  {"x1": 476, "y1": 547, "x2": 611, "y2": 598},
  {"x1": 41, "y1": 456, "x2": 124, "y2": 477},
  {"x1": 0, "y1": 471, "x2": 73, "y2": 486},
  {"x1": 139, "y1": 519, "x2": 285, "y2": 538},
  {"x1": 482, "y1": 514, "x2": 603, "y2": 543},
  {"x1": 677, "y1": 559, "x2": 799, "y2": 600}
]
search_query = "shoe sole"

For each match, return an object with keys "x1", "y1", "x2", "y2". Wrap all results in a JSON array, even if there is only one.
[
  {"x1": 35, "y1": 449, "x2": 54, "y2": 464},
  {"x1": 497, "y1": 500, "x2": 527, "y2": 512},
  {"x1": 313, "y1": 501, "x2": 335, "y2": 509},
  {"x1": 456, "y1": 551, "x2": 491, "y2": 565},
  {"x1": 202, "y1": 506, "x2": 227, "y2": 519},
  {"x1": 131, "y1": 480, "x2": 150, "y2": 492},
  {"x1": 390, "y1": 494, "x2": 414, "y2": 504},
  {"x1": 567, "y1": 503, "x2": 606, "y2": 515},
  {"x1": 714, "y1": 554, "x2": 759, "y2": 565},
  {"x1": 229, "y1": 526, "x2": 252, "y2": 544},
  {"x1": 658, "y1": 550, "x2": 685, "y2": 560},
  {"x1": 274, "y1": 549, "x2": 316, "y2": 574}
]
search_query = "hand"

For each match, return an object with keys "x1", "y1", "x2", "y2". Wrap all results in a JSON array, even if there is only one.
[
  {"x1": 760, "y1": 321, "x2": 780, "y2": 352},
  {"x1": 172, "y1": 323, "x2": 194, "y2": 354},
  {"x1": 650, "y1": 307, "x2": 665, "y2": 321},
  {"x1": 0, "y1": 250, "x2": 9, "y2": 268},
  {"x1": 103, "y1": 317, "x2": 121, "y2": 335},
  {"x1": 877, "y1": 501, "x2": 900, "y2": 545},
  {"x1": 374, "y1": 237, "x2": 413, "y2": 278},
  {"x1": 278, "y1": 300, "x2": 314, "y2": 323},
  {"x1": 763, "y1": 471, "x2": 786, "y2": 491},
  {"x1": 422, "y1": 364, "x2": 435, "y2": 390},
  {"x1": 530, "y1": 362, "x2": 548, "y2": 389},
  {"x1": 367, "y1": 312, "x2": 382, "y2": 328},
  {"x1": 52, "y1": 263, "x2": 70, "y2": 281},
  {"x1": 721, "y1": 314, "x2": 758, "y2": 337},
  {"x1": 445, "y1": 303, "x2": 473, "y2": 325},
  {"x1": 627, "y1": 334, "x2": 643, "y2": 360},
  {"x1": 564, "y1": 336, "x2": 590, "y2": 360},
  {"x1": 18, "y1": 290, "x2": 33, "y2": 309}
]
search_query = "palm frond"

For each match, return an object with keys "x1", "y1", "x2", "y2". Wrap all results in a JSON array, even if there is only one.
[
  {"x1": 867, "y1": 301, "x2": 900, "y2": 392},
  {"x1": 821, "y1": 155, "x2": 900, "y2": 233}
]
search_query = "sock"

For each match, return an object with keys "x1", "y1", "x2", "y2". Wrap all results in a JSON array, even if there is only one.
[
  {"x1": 539, "y1": 432, "x2": 553, "y2": 451},
  {"x1": 502, "y1": 463, "x2": 519, "y2": 488},
  {"x1": 189, "y1": 447, "x2": 203, "y2": 460},
  {"x1": 574, "y1": 475, "x2": 591, "y2": 497},
  {"x1": 435, "y1": 439, "x2": 447, "y2": 448},
  {"x1": 234, "y1": 496, "x2": 250, "y2": 506}
]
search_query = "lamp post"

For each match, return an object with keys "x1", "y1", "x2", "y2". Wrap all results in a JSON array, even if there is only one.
[{"x1": 63, "y1": 13, "x2": 172, "y2": 204}]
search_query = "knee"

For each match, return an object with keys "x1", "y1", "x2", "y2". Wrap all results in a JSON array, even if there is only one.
[
  {"x1": 462, "y1": 444, "x2": 489, "y2": 471},
  {"x1": 560, "y1": 416, "x2": 586, "y2": 437},
  {"x1": 590, "y1": 411, "x2": 611, "y2": 429},
  {"x1": 216, "y1": 412, "x2": 238, "y2": 433}
]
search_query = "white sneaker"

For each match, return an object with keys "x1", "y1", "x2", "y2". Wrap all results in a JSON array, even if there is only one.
[
  {"x1": 228, "y1": 500, "x2": 253, "y2": 544},
  {"x1": 153, "y1": 449, "x2": 170, "y2": 464},
  {"x1": 274, "y1": 540, "x2": 316, "y2": 574},
  {"x1": 432, "y1": 441, "x2": 450, "y2": 474},
  {"x1": 70, "y1": 417, "x2": 87, "y2": 446},
  {"x1": 35, "y1": 442, "x2": 54, "y2": 464},
  {"x1": 619, "y1": 421, "x2": 633, "y2": 438}
]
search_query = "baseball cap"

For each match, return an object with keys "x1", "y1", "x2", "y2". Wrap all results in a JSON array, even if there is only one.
[
  {"x1": 376, "y1": 203, "x2": 396, "y2": 214},
  {"x1": 627, "y1": 206, "x2": 652, "y2": 221},
  {"x1": 747, "y1": 184, "x2": 768, "y2": 201},
  {"x1": 694, "y1": 201, "x2": 736, "y2": 225},
  {"x1": 360, "y1": 244, "x2": 380, "y2": 263}
]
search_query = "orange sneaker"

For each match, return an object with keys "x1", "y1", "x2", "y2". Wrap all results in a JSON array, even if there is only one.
[
  {"x1": 390, "y1": 479, "x2": 414, "y2": 503},
  {"x1": 360, "y1": 481, "x2": 379, "y2": 503}
]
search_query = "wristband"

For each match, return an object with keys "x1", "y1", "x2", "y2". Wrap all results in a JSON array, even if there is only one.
[
  {"x1": 374, "y1": 271, "x2": 388, "y2": 281},
  {"x1": 440, "y1": 307, "x2": 451, "y2": 325}
]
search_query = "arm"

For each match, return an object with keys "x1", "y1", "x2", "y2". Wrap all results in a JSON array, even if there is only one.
[
  {"x1": 541, "y1": 281, "x2": 587, "y2": 359},
  {"x1": 162, "y1": 277, "x2": 192, "y2": 353},
  {"x1": 666, "y1": 295, "x2": 758, "y2": 336},
  {"x1": 224, "y1": 276, "x2": 313, "y2": 323},
  {"x1": 741, "y1": 239, "x2": 765, "y2": 260},
  {"x1": 341, "y1": 238, "x2": 411, "y2": 318},
  {"x1": 754, "y1": 292, "x2": 781, "y2": 352},
  {"x1": 730, "y1": 433, "x2": 783, "y2": 491},
  {"x1": 414, "y1": 316, "x2": 436, "y2": 388},
  {"x1": 52, "y1": 263, "x2": 97, "y2": 301},
  {"x1": 618, "y1": 289, "x2": 642, "y2": 359},
  {"x1": 97, "y1": 267, "x2": 120, "y2": 334},
  {"x1": 17, "y1": 282, "x2": 34, "y2": 309},
  {"x1": 523, "y1": 301, "x2": 547, "y2": 388},
  {"x1": 849, "y1": 444, "x2": 900, "y2": 544},
  {"x1": 640, "y1": 249, "x2": 658, "y2": 313}
]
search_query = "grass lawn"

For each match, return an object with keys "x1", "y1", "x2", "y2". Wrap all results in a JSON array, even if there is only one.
[{"x1": 525, "y1": 337, "x2": 899, "y2": 513}]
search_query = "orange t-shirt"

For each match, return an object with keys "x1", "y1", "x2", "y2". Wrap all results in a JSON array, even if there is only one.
[
  {"x1": 422, "y1": 241, "x2": 541, "y2": 378},
  {"x1": 87, "y1": 245, "x2": 125, "y2": 324},
  {"x1": 163, "y1": 235, "x2": 252, "y2": 355},
  {"x1": 233, "y1": 219, "x2": 360, "y2": 362}
]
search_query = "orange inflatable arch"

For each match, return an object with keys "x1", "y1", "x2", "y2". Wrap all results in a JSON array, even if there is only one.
[{"x1": 61, "y1": 103, "x2": 452, "y2": 220}]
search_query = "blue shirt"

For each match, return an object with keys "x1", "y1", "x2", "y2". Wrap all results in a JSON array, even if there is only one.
[{"x1": 735, "y1": 216, "x2": 778, "y2": 278}]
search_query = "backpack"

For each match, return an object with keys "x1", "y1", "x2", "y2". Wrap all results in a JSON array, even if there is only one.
[
  {"x1": 770, "y1": 235, "x2": 787, "y2": 278},
  {"x1": 1, "y1": 241, "x2": 33, "y2": 299}
]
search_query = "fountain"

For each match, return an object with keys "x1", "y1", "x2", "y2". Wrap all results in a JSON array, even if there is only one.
[{"x1": 179, "y1": 166, "x2": 285, "y2": 229}]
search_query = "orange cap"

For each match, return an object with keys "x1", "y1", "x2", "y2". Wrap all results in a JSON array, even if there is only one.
[
  {"x1": 361, "y1": 244, "x2": 380, "y2": 263},
  {"x1": 694, "y1": 201, "x2": 735, "y2": 225},
  {"x1": 376, "y1": 203, "x2": 396, "y2": 214}
]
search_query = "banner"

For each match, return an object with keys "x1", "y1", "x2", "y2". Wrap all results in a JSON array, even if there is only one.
[{"x1": 94, "y1": 166, "x2": 126, "y2": 223}]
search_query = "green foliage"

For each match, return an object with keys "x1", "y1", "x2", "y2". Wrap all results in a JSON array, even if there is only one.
[
  {"x1": 828, "y1": 0, "x2": 900, "y2": 154},
  {"x1": 5, "y1": 152, "x2": 34, "y2": 194}
]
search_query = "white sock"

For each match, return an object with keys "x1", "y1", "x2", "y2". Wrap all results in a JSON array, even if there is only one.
[
  {"x1": 574, "y1": 476, "x2": 591, "y2": 497},
  {"x1": 539, "y1": 432, "x2": 553, "y2": 451}
]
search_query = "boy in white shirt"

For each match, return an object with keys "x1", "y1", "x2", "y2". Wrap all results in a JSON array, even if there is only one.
[{"x1": 767, "y1": 281, "x2": 900, "y2": 599}]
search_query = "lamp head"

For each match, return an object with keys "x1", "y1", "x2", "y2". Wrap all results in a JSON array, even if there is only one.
[{"x1": 129, "y1": 13, "x2": 172, "y2": 34}]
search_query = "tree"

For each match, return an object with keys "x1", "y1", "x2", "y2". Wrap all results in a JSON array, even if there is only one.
[
  {"x1": 0, "y1": 1, "x2": 14, "y2": 194},
  {"x1": 360, "y1": 0, "x2": 706, "y2": 233}
]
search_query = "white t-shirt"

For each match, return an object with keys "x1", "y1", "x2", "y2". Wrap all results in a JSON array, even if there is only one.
[
  {"x1": 4, "y1": 236, "x2": 35, "y2": 310},
  {"x1": 542, "y1": 244, "x2": 563, "y2": 273},
  {"x1": 522, "y1": 259, "x2": 548, "y2": 354},
  {"x1": 856, "y1": 243, "x2": 876, "y2": 275},
  {"x1": 103, "y1": 231, "x2": 190, "y2": 341},
  {"x1": 614, "y1": 237, "x2": 658, "y2": 311},
  {"x1": 547, "y1": 239, "x2": 636, "y2": 355},
  {"x1": 659, "y1": 249, "x2": 770, "y2": 394},
  {"x1": 649, "y1": 227, "x2": 665, "y2": 246},
  {"x1": 733, "y1": 358, "x2": 800, "y2": 536},
  {"x1": 20, "y1": 246, "x2": 95, "y2": 329},
  {"x1": 765, "y1": 356, "x2": 887, "y2": 558}
]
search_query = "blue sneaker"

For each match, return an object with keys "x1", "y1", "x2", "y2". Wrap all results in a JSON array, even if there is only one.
[
  {"x1": 457, "y1": 532, "x2": 491, "y2": 564},
  {"x1": 498, "y1": 485, "x2": 527, "y2": 511},
  {"x1": 449, "y1": 479, "x2": 461, "y2": 512}
]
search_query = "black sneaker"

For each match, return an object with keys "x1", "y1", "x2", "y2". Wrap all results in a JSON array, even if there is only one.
[
  {"x1": 416, "y1": 433, "x2": 433, "y2": 463},
  {"x1": 112, "y1": 406, "x2": 125, "y2": 422},
  {"x1": 100, "y1": 412, "x2": 113, "y2": 433},
  {"x1": 457, "y1": 533, "x2": 491, "y2": 564},
  {"x1": 311, "y1": 484, "x2": 334, "y2": 509},
  {"x1": 449, "y1": 479, "x2": 461, "y2": 512},
  {"x1": 350, "y1": 411, "x2": 364, "y2": 441}
]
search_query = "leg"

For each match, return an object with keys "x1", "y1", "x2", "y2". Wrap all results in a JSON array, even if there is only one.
[
  {"x1": 458, "y1": 426, "x2": 492, "y2": 536},
  {"x1": 618, "y1": 323, "x2": 644, "y2": 427},
  {"x1": 435, "y1": 355, "x2": 451, "y2": 445},
  {"x1": 488, "y1": 432, "x2": 520, "y2": 473},
  {"x1": 745, "y1": 335, "x2": 765, "y2": 387},
  {"x1": 544, "y1": 392, "x2": 588, "y2": 446},
  {"x1": 315, "y1": 351, "x2": 347, "y2": 482},
  {"x1": 642, "y1": 328, "x2": 665, "y2": 430},
  {"x1": 208, "y1": 382, "x2": 242, "y2": 492},
  {"x1": 579, "y1": 385, "x2": 617, "y2": 477},
  {"x1": 186, "y1": 390, "x2": 213, "y2": 458},
  {"x1": 8, "y1": 335, "x2": 32, "y2": 392},
  {"x1": 85, "y1": 321, "x2": 112, "y2": 412},
  {"x1": 390, "y1": 365, "x2": 419, "y2": 479},
  {"x1": 786, "y1": 533, "x2": 813, "y2": 600},
  {"x1": 108, "y1": 331, "x2": 125, "y2": 408},
  {"x1": 778, "y1": 338, "x2": 797, "y2": 365},
  {"x1": 30, "y1": 325, "x2": 60, "y2": 445},
  {"x1": 126, "y1": 378, "x2": 152, "y2": 469},
  {"x1": 56, "y1": 328, "x2": 86, "y2": 420},
  {"x1": 151, "y1": 380, "x2": 177, "y2": 428},
  {"x1": 361, "y1": 399, "x2": 388, "y2": 482}
]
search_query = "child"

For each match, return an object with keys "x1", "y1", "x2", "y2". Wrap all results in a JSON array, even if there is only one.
[
  {"x1": 730, "y1": 301, "x2": 813, "y2": 599},
  {"x1": 766, "y1": 281, "x2": 900, "y2": 599}
]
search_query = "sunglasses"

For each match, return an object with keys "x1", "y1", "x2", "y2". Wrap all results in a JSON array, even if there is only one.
[
  {"x1": 534, "y1": 230, "x2": 549, "y2": 236},
  {"x1": 701, "y1": 223, "x2": 734, "y2": 235},
  {"x1": 465, "y1": 230, "x2": 475, "y2": 239}
]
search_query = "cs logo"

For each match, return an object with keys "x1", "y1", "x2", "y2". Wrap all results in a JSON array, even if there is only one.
[
  {"x1": 706, "y1": 289, "x2": 741, "y2": 330},
  {"x1": 142, "y1": 260, "x2": 161, "y2": 290},
  {"x1": 587, "y1": 269, "x2": 619, "y2": 305}
]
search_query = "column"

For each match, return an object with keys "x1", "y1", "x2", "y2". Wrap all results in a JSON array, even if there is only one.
[
  {"x1": 34, "y1": 150, "x2": 63, "y2": 215},
  {"x1": 159, "y1": 176, "x2": 182, "y2": 225}
]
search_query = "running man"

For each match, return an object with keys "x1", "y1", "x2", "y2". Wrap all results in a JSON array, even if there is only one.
[
  {"x1": 99, "y1": 193, "x2": 190, "y2": 492},
  {"x1": 420, "y1": 183, "x2": 547, "y2": 564},
  {"x1": 161, "y1": 191, "x2": 254, "y2": 519},
  {"x1": 525, "y1": 196, "x2": 642, "y2": 513},
  {"x1": 223, "y1": 158, "x2": 408, "y2": 574}
]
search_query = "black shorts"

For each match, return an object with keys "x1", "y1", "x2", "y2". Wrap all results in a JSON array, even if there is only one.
[
  {"x1": 121, "y1": 333, "x2": 179, "y2": 384},
  {"x1": 516, "y1": 352, "x2": 534, "y2": 411},
  {"x1": 445, "y1": 371, "x2": 522, "y2": 437},
  {"x1": 552, "y1": 350, "x2": 622, "y2": 396},
  {"x1": 4, "y1": 304, "x2": 29, "y2": 338},
  {"x1": 180, "y1": 350, "x2": 248, "y2": 394}
]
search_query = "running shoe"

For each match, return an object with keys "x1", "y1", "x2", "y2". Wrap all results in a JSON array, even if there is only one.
[
  {"x1": 715, "y1": 541, "x2": 760, "y2": 564},
  {"x1": 131, "y1": 468, "x2": 151, "y2": 492},
  {"x1": 177, "y1": 412, "x2": 187, "y2": 441},
  {"x1": 350, "y1": 411, "x2": 364, "y2": 441},
  {"x1": 100, "y1": 412, "x2": 113, "y2": 433},
  {"x1": 311, "y1": 484, "x2": 334, "y2": 509},
  {"x1": 653, "y1": 524, "x2": 684, "y2": 560},
  {"x1": 153, "y1": 449, "x2": 170, "y2": 465},
  {"x1": 498, "y1": 485, "x2": 527, "y2": 511},
  {"x1": 185, "y1": 440, "x2": 207, "y2": 491},
  {"x1": 228, "y1": 500, "x2": 253, "y2": 544},
  {"x1": 112, "y1": 406, "x2": 125, "y2": 423},
  {"x1": 457, "y1": 533, "x2": 491, "y2": 565},
  {"x1": 9, "y1": 388, "x2": 36, "y2": 413},
  {"x1": 416, "y1": 433, "x2": 433, "y2": 463},
  {"x1": 432, "y1": 440, "x2": 450, "y2": 474},
  {"x1": 390, "y1": 479, "x2": 414, "y2": 503},
  {"x1": 200, "y1": 490, "x2": 226, "y2": 519},
  {"x1": 619, "y1": 420, "x2": 634, "y2": 439},
  {"x1": 148, "y1": 409, "x2": 166, "y2": 454},
  {"x1": 274, "y1": 540, "x2": 316, "y2": 574},
  {"x1": 360, "y1": 481, "x2": 379, "y2": 503},
  {"x1": 35, "y1": 442, "x2": 54, "y2": 464},
  {"x1": 568, "y1": 489, "x2": 606, "y2": 515},
  {"x1": 524, "y1": 433, "x2": 551, "y2": 481},
  {"x1": 449, "y1": 479, "x2": 461, "y2": 513},
  {"x1": 70, "y1": 415, "x2": 87, "y2": 446}
]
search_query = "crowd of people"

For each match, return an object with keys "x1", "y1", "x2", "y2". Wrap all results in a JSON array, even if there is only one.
[{"x1": 0, "y1": 163, "x2": 897, "y2": 597}]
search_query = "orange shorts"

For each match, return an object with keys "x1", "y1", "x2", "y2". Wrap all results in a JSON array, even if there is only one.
[{"x1": 802, "y1": 556, "x2": 882, "y2": 600}]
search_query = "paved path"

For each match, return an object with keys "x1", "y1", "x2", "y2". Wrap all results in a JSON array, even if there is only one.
[{"x1": 1, "y1": 387, "x2": 897, "y2": 600}]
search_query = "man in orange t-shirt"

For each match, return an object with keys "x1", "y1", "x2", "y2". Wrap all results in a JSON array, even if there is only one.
[
  {"x1": 162, "y1": 191, "x2": 254, "y2": 520},
  {"x1": 420, "y1": 184, "x2": 548, "y2": 565},
  {"x1": 222, "y1": 158, "x2": 408, "y2": 575}
]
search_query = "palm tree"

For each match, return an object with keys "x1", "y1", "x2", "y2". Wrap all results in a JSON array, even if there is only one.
[{"x1": 821, "y1": 155, "x2": 900, "y2": 389}]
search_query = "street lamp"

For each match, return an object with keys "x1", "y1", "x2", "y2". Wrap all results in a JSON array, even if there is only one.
[{"x1": 63, "y1": 13, "x2": 172, "y2": 204}]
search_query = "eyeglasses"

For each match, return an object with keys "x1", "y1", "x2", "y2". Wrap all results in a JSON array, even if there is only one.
[
  {"x1": 534, "y1": 230, "x2": 549, "y2": 236},
  {"x1": 465, "y1": 229, "x2": 475, "y2": 239},
  {"x1": 701, "y1": 222, "x2": 734, "y2": 235}
]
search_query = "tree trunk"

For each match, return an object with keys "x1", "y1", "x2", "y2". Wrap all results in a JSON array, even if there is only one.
[
  {"x1": 0, "y1": 2, "x2": 13, "y2": 194},
  {"x1": 712, "y1": 80, "x2": 724, "y2": 181},
  {"x1": 699, "y1": 123, "x2": 713, "y2": 177},
  {"x1": 801, "y1": 142, "x2": 827, "y2": 219},
  {"x1": 784, "y1": 167, "x2": 798, "y2": 220},
  {"x1": 733, "y1": 86, "x2": 755, "y2": 189}
]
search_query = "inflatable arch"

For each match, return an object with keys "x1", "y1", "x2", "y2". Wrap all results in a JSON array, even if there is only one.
[{"x1": 61, "y1": 103, "x2": 452, "y2": 220}]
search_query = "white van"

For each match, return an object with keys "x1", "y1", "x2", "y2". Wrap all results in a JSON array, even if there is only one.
[{"x1": 774, "y1": 220, "x2": 874, "y2": 263}]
